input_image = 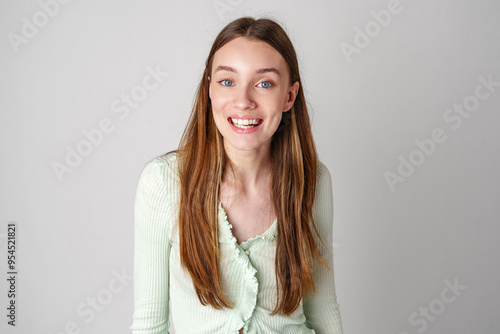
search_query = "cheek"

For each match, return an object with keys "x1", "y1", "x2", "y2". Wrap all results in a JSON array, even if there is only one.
[
  {"x1": 210, "y1": 108, "x2": 226, "y2": 135},
  {"x1": 266, "y1": 90, "x2": 289, "y2": 107},
  {"x1": 210, "y1": 99, "x2": 227, "y2": 128},
  {"x1": 209, "y1": 93, "x2": 228, "y2": 112}
]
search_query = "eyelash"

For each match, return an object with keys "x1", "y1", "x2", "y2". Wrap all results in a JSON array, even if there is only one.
[
  {"x1": 257, "y1": 81, "x2": 273, "y2": 88},
  {"x1": 218, "y1": 79, "x2": 274, "y2": 88},
  {"x1": 219, "y1": 79, "x2": 234, "y2": 87}
]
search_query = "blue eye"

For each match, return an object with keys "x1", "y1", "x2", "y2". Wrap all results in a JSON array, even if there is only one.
[
  {"x1": 220, "y1": 79, "x2": 234, "y2": 86},
  {"x1": 258, "y1": 81, "x2": 272, "y2": 88}
]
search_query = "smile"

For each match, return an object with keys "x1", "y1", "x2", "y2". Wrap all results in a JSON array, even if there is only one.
[
  {"x1": 227, "y1": 116, "x2": 263, "y2": 134},
  {"x1": 229, "y1": 117, "x2": 262, "y2": 129}
]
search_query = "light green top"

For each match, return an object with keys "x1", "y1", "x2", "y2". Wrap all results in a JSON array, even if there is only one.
[{"x1": 130, "y1": 153, "x2": 343, "y2": 334}]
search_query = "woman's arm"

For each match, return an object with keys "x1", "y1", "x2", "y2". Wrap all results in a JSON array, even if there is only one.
[
  {"x1": 130, "y1": 157, "x2": 173, "y2": 334},
  {"x1": 303, "y1": 161, "x2": 343, "y2": 334}
]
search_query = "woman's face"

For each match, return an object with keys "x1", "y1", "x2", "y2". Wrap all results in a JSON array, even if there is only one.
[{"x1": 208, "y1": 36, "x2": 299, "y2": 154}]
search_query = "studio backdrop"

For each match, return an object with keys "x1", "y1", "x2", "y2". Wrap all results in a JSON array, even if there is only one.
[{"x1": 1, "y1": 0, "x2": 499, "y2": 333}]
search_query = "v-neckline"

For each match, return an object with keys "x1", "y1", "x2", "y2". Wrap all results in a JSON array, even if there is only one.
[{"x1": 218, "y1": 201, "x2": 278, "y2": 246}]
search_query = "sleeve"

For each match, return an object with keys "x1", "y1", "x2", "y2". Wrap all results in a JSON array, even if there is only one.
[
  {"x1": 303, "y1": 161, "x2": 343, "y2": 334},
  {"x1": 129, "y1": 158, "x2": 173, "y2": 334}
]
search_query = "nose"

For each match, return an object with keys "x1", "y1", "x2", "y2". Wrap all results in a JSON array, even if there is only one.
[{"x1": 233, "y1": 84, "x2": 256, "y2": 110}]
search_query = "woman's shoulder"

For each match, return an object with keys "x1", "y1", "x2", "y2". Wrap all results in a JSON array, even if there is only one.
[
  {"x1": 147, "y1": 151, "x2": 179, "y2": 169},
  {"x1": 137, "y1": 151, "x2": 180, "y2": 195},
  {"x1": 135, "y1": 152, "x2": 179, "y2": 242},
  {"x1": 316, "y1": 159, "x2": 332, "y2": 187},
  {"x1": 141, "y1": 151, "x2": 179, "y2": 176},
  {"x1": 311, "y1": 159, "x2": 334, "y2": 257},
  {"x1": 312, "y1": 158, "x2": 334, "y2": 221}
]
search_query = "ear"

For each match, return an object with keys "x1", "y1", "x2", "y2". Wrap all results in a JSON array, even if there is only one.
[{"x1": 283, "y1": 81, "x2": 300, "y2": 112}]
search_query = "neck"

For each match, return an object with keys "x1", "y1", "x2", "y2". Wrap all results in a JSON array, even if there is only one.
[{"x1": 222, "y1": 141, "x2": 272, "y2": 190}]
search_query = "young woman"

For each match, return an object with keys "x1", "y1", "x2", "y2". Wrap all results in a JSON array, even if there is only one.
[{"x1": 130, "y1": 16, "x2": 343, "y2": 334}]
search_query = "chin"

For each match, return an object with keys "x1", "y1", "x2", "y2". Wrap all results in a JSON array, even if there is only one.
[
  {"x1": 223, "y1": 136, "x2": 272, "y2": 153},
  {"x1": 227, "y1": 142, "x2": 260, "y2": 152}
]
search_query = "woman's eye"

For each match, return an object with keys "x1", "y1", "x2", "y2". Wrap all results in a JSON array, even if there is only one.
[
  {"x1": 220, "y1": 79, "x2": 234, "y2": 87},
  {"x1": 257, "y1": 81, "x2": 273, "y2": 88}
]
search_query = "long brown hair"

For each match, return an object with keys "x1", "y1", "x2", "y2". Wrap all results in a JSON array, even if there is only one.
[{"x1": 175, "y1": 16, "x2": 330, "y2": 316}]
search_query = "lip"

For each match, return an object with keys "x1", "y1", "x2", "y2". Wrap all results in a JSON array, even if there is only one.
[
  {"x1": 228, "y1": 113, "x2": 263, "y2": 120},
  {"x1": 227, "y1": 116, "x2": 263, "y2": 134}
]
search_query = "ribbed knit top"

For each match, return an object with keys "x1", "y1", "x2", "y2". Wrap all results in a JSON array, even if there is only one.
[{"x1": 129, "y1": 153, "x2": 343, "y2": 334}]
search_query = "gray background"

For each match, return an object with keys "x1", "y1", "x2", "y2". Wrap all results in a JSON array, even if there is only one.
[{"x1": 1, "y1": 0, "x2": 499, "y2": 333}]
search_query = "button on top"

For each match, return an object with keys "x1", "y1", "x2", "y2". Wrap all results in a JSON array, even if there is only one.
[{"x1": 245, "y1": 250, "x2": 250, "y2": 255}]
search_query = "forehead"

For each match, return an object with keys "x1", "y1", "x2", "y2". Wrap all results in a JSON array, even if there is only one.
[{"x1": 211, "y1": 37, "x2": 288, "y2": 76}]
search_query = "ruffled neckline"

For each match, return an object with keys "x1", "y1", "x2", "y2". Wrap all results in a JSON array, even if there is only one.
[
  {"x1": 217, "y1": 201, "x2": 278, "y2": 246},
  {"x1": 216, "y1": 201, "x2": 264, "y2": 333}
]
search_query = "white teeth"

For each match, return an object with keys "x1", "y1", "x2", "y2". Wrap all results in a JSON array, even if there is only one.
[{"x1": 230, "y1": 117, "x2": 261, "y2": 129}]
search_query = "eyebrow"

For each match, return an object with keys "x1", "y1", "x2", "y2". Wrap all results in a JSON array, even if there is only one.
[{"x1": 214, "y1": 65, "x2": 281, "y2": 77}]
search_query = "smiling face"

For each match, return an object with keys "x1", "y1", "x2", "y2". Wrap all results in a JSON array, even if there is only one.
[{"x1": 208, "y1": 36, "x2": 299, "y2": 154}]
